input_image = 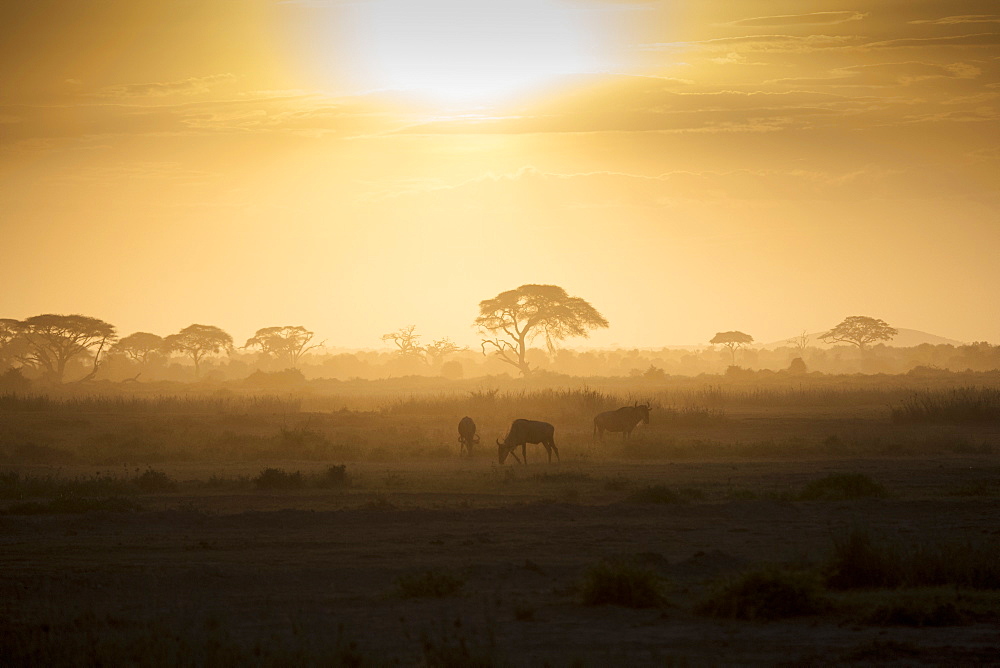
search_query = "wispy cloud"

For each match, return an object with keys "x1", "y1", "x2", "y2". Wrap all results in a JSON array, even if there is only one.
[
  {"x1": 910, "y1": 15, "x2": 1000, "y2": 25},
  {"x1": 729, "y1": 11, "x2": 867, "y2": 28},
  {"x1": 93, "y1": 74, "x2": 236, "y2": 99}
]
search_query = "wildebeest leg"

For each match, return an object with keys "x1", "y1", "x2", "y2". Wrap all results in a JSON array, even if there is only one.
[
  {"x1": 522, "y1": 443, "x2": 527, "y2": 465},
  {"x1": 548, "y1": 438, "x2": 559, "y2": 462}
]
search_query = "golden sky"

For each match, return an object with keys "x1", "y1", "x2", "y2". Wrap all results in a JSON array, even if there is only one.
[{"x1": 1, "y1": 0, "x2": 998, "y2": 348}]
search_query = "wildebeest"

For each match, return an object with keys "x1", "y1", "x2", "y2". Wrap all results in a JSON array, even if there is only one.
[
  {"x1": 593, "y1": 402, "x2": 651, "y2": 440},
  {"x1": 457, "y1": 416, "x2": 479, "y2": 455},
  {"x1": 497, "y1": 419, "x2": 559, "y2": 465}
]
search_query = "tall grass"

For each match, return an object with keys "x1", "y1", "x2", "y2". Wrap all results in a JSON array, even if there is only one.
[
  {"x1": 826, "y1": 528, "x2": 1000, "y2": 590},
  {"x1": 0, "y1": 392, "x2": 301, "y2": 414},
  {"x1": 891, "y1": 387, "x2": 1000, "y2": 423}
]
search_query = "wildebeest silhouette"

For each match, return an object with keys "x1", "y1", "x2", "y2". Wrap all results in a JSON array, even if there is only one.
[
  {"x1": 457, "y1": 416, "x2": 479, "y2": 455},
  {"x1": 497, "y1": 419, "x2": 558, "y2": 464},
  {"x1": 593, "y1": 402, "x2": 651, "y2": 440}
]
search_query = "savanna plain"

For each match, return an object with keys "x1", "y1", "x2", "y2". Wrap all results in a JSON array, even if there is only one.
[{"x1": 2, "y1": 378, "x2": 1000, "y2": 666}]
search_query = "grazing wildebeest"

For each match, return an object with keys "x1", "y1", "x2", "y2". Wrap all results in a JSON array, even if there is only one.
[
  {"x1": 497, "y1": 419, "x2": 559, "y2": 465},
  {"x1": 457, "y1": 416, "x2": 479, "y2": 455},
  {"x1": 593, "y1": 402, "x2": 651, "y2": 440}
]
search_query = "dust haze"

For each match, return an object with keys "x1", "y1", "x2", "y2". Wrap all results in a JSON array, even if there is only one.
[{"x1": 2, "y1": 0, "x2": 999, "y2": 665}]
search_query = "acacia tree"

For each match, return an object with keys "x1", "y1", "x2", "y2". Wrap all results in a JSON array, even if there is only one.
[
  {"x1": 710, "y1": 331, "x2": 754, "y2": 366},
  {"x1": 163, "y1": 324, "x2": 232, "y2": 377},
  {"x1": 382, "y1": 325, "x2": 425, "y2": 358},
  {"x1": 111, "y1": 332, "x2": 164, "y2": 366},
  {"x1": 17, "y1": 314, "x2": 117, "y2": 382},
  {"x1": 425, "y1": 337, "x2": 463, "y2": 366},
  {"x1": 244, "y1": 326, "x2": 320, "y2": 368},
  {"x1": 820, "y1": 316, "x2": 897, "y2": 350},
  {"x1": 475, "y1": 284, "x2": 609, "y2": 376}
]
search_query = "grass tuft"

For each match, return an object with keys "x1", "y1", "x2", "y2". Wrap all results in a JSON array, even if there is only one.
[
  {"x1": 252, "y1": 468, "x2": 304, "y2": 491},
  {"x1": 627, "y1": 485, "x2": 685, "y2": 504}
]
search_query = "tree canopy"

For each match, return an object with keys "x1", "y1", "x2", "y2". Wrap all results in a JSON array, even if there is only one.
[
  {"x1": 710, "y1": 331, "x2": 754, "y2": 365},
  {"x1": 17, "y1": 314, "x2": 117, "y2": 382},
  {"x1": 164, "y1": 324, "x2": 232, "y2": 377},
  {"x1": 245, "y1": 326, "x2": 319, "y2": 368},
  {"x1": 111, "y1": 332, "x2": 165, "y2": 366},
  {"x1": 475, "y1": 284, "x2": 609, "y2": 376},
  {"x1": 821, "y1": 316, "x2": 897, "y2": 350}
]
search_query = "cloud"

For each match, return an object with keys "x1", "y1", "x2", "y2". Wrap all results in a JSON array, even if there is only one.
[
  {"x1": 642, "y1": 34, "x2": 860, "y2": 53},
  {"x1": 863, "y1": 33, "x2": 1000, "y2": 49},
  {"x1": 910, "y1": 15, "x2": 1000, "y2": 25},
  {"x1": 771, "y1": 62, "x2": 982, "y2": 87},
  {"x1": 93, "y1": 74, "x2": 237, "y2": 99},
  {"x1": 729, "y1": 11, "x2": 867, "y2": 27}
]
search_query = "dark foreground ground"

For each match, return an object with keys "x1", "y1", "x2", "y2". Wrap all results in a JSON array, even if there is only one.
[{"x1": 2, "y1": 457, "x2": 1000, "y2": 666}]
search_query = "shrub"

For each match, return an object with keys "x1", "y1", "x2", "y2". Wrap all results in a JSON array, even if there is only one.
[
  {"x1": 696, "y1": 568, "x2": 828, "y2": 620},
  {"x1": 580, "y1": 560, "x2": 664, "y2": 608},
  {"x1": 253, "y1": 468, "x2": 304, "y2": 491},
  {"x1": 316, "y1": 464, "x2": 349, "y2": 488},
  {"x1": 133, "y1": 469, "x2": 177, "y2": 493},
  {"x1": 799, "y1": 473, "x2": 887, "y2": 501},
  {"x1": 395, "y1": 570, "x2": 465, "y2": 598}
]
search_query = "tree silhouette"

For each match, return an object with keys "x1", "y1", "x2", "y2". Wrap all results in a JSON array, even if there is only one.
[
  {"x1": 0, "y1": 319, "x2": 25, "y2": 371},
  {"x1": 425, "y1": 337, "x2": 463, "y2": 365},
  {"x1": 820, "y1": 316, "x2": 897, "y2": 350},
  {"x1": 710, "y1": 331, "x2": 754, "y2": 366},
  {"x1": 17, "y1": 314, "x2": 117, "y2": 382},
  {"x1": 475, "y1": 284, "x2": 609, "y2": 376},
  {"x1": 382, "y1": 325, "x2": 425, "y2": 358},
  {"x1": 788, "y1": 330, "x2": 810, "y2": 356},
  {"x1": 111, "y1": 332, "x2": 164, "y2": 366},
  {"x1": 244, "y1": 326, "x2": 320, "y2": 368},
  {"x1": 164, "y1": 324, "x2": 232, "y2": 377}
]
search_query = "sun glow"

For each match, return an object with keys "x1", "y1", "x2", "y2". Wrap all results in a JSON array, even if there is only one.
[{"x1": 353, "y1": 0, "x2": 600, "y2": 103}]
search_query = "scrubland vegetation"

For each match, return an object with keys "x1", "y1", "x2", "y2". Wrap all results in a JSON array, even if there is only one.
[{"x1": 1, "y1": 368, "x2": 998, "y2": 665}]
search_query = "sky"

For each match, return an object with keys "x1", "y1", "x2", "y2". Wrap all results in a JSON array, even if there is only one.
[{"x1": 1, "y1": 0, "x2": 998, "y2": 349}]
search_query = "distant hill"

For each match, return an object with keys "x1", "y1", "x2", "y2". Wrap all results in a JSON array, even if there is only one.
[{"x1": 761, "y1": 328, "x2": 966, "y2": 350}]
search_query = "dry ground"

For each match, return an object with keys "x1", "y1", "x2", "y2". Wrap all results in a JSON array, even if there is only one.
[{"x1": 2, "y1": 455, "x2": 1000, "y2": 666}]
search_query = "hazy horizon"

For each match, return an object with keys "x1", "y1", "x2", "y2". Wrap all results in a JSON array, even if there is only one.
[{"x1": 2, "y1": 1, "x2": 998, "y2": 349}]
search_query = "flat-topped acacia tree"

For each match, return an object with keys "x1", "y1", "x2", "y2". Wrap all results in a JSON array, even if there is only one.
[
  {"x1": 244, "y1": 326, "x2": 319, "y2": 369},
  {"x1": 821, "y1": 316, "x2": 897, "y2": 350},
  {"x1": 475, "y1": 284, "x2": 609, "y2": 376},
  {"x1": 16, "y1": 314, "x2": 117, "y2": 382},
  {"x1": 710, "y1": 331, "x2": 754, "y2": 366},
  {"x1": 164, "y1": 324, "x2": 233, "y2": 378}
]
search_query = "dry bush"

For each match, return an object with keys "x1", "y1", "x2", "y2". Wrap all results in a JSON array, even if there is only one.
[{"x1": 696, "y1": 568, "x2": 828, "y2": 620}]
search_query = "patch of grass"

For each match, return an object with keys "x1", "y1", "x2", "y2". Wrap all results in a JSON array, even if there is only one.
[
  {"x1": 395, "y1": 570, "x2": 465, "y2": 599},
  {"x1": 696, "y1": 567, "x2": 828, "y2": 620},
  {"x1": 799, "y1": 473, "x2": 887, "y2": 501},
  {"x1": 603, "y1": 475, "x2": 630, "y2": 491},
  {"x1": 892, "y1": 387, "x2": 1000, "y2": 423},
  {"x1": 826, "y1": 528, "x2": 1000, "y2": 590},
  {"x1": 252, "y1": 467, "x2": 304, "y2": 491},
  {"x1": 627, "y1": 485, "x2": 684, "y2": 504},
  {"x1": 580, "y1": 560, "x2": 665, "y2": 608},
  {"x1": 419, "y1": 619, "x2": 497, "y2": 668}
]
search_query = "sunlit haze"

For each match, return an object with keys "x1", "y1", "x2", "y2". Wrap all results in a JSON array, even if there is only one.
[{"x1": 1, "y1": 0, "x2": 998, "y2": 349}]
